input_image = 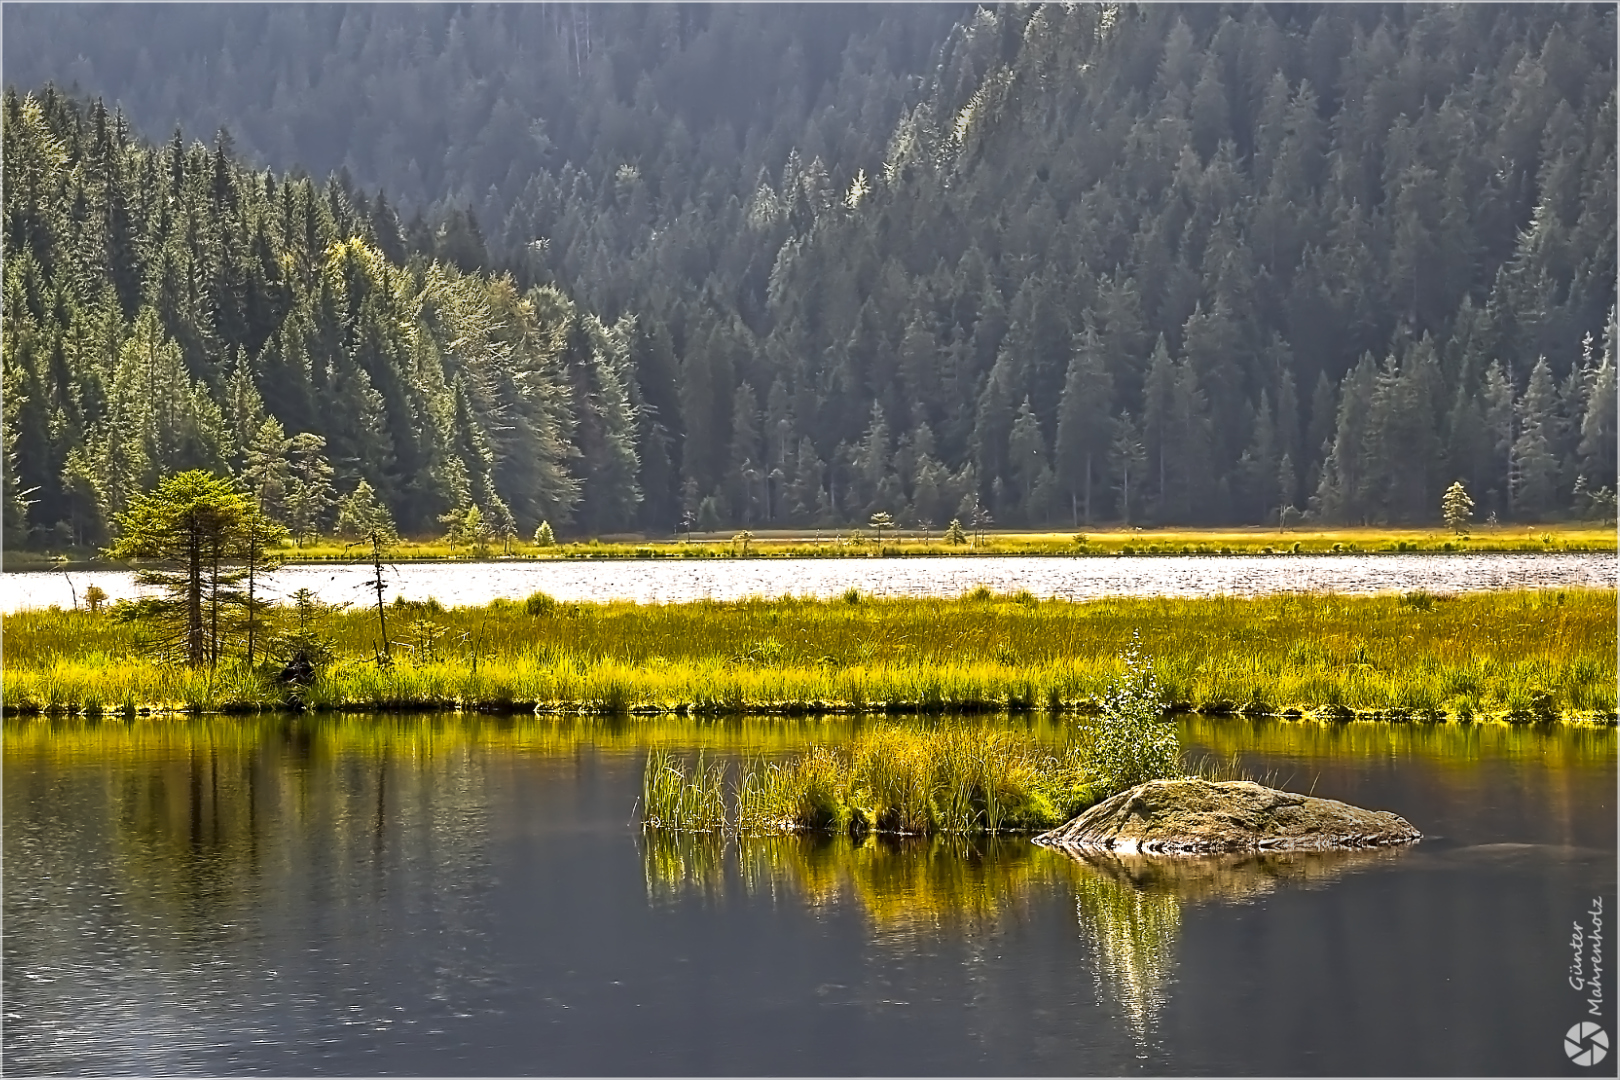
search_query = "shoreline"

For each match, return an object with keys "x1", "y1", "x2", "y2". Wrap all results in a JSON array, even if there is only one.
[
  {"x1": 5, "y1": 525, "x2": 1614, "y2": 572},
  {"x1": 5, "y1": 700, "x2": 1614, "y2": 725},
  {"x1": 5, "y1": 589, "x2": 1612, "y2": 724}
]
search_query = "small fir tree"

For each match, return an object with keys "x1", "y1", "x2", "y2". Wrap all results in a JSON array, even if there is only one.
[
  {"x1": 335, "y1": 480, "x2": 397, "y2": 542},
  {"x1": 1441, "y1": 480, "x2": 1474, "y2": 534},
  {"x1": 106, "y1": 470, "x2": 283, "y2": 668}
]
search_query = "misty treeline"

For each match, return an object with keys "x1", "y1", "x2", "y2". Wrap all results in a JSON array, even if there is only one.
[{"x1": 3, "y1": 4, "x2": 1615, "y2": 549}]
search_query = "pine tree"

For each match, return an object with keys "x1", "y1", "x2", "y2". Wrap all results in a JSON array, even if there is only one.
[
  {"x1": 336, "y1": 478, "x2": 397, "y2": 542},
  {"x1": 1511, "y1": 356, "x2": 1561, "y2": 518},
  {"x1": 284, "y1": 431, "x2": 335, "y2": 544},
  {"x1": 1313, "y1": 354, "x2": 1377, "y2": 523},
  {"x1": 1109, "y1": 411, "x2": 1147, "y2": 526},
  {"x1": 1577, "y1": 311, "x2": 1617, "y2": 491},
  {"x1": 1007, "y1": 396, "x2": 1050, "y2": 524},
  {"x1": 107, "y1": 470, "x2": 280, "y2": 667},
  {"x1": 1054, "y1": 328, "x2": 1115, "y2": 524},
  {"x1": 1441, "y1": 480, "x2": 1474, "y2": 534}
]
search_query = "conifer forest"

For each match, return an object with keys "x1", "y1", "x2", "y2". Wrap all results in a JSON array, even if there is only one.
[{"x1": 3, "y1": 3, "x2": 1616, "y2": 549}]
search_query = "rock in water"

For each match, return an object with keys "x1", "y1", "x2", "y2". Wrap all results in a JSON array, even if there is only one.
[{"x1": 1033, "y1": 778, "x2": 1420, "y2": 854}]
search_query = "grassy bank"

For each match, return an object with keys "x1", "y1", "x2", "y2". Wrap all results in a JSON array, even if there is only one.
[
  {"x1": 2, "y1": 588, "x2": 1613, "y2": 722},
  {"x1": 7, "y1": 524, "x2": 1613, "y2": 570}
]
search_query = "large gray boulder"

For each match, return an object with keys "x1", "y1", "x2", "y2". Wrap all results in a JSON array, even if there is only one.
[{"x1": 1034, "y1": 778, "x2": 1421, "y2": 854}]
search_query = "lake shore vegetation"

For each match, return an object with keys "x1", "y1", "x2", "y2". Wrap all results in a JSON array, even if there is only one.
[
  {"x1": 4, "y1": 588, "x2": 1613, "y2": 723},
  {"x1": 6, "y1": 523, "x2": 1613, "y2": 572}
]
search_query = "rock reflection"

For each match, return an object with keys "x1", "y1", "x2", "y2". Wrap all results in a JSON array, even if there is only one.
[
  {"x1": 643, "y1": 827, "x2": 1410, "y2": 1054},
  {"x1": 1061, "y1": 844, "x2": 1412, "y2": 1051}
]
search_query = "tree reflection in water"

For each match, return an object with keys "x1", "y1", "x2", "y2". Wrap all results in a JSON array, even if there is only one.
[
  {"x1": 644, "y1": 828, "x2": 1411, "y2": 1053},
  {"x1": 1063, "y1": 846, "x2": 1411, "y2": 1053}
]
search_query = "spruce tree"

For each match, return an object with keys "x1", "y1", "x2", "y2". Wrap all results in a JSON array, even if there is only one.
[
  {"x1": 1511, "y1": 356, "x2": 1561, "y2": 518},
  {"x1": 107, "y1": 470, "x2": 278, "y2": 667},
  {"x1": 1054, "y1": 328, "x2": 1115, "y2": 524}
]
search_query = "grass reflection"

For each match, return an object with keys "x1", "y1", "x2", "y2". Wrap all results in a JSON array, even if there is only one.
[
  {"x1": 641, "y1": 828, "x2": 1073, "y2": 944},
  {"x1": 640, "y1": 822, "x2": 1412, "y2": 1051}
]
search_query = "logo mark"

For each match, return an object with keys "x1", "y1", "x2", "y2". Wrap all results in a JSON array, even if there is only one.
[{"x1": 1565, "y1": 1022, "x2": 1609, "y2": 1067}]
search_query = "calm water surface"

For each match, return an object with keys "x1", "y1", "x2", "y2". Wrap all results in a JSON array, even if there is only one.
[
  {"x1": 4, "y1": 716, "x2": 1614, "y2": 1076},
  {"x1": 3, "y1": 551, "x2": 1614, "y2": 611}
]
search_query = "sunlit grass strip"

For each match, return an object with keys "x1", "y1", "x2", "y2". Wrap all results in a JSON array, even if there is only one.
[
  {"x1": 13, "y1": 524, "x2": 1609, "y2": 570},
  {"x1": 641, "y1": 726, "x2": 1098, "y2": 837},
  {"x1": 201, "y1": 523, "x2": 1620, "y2": 560},
  {"x1": 3, "y1": 589, "x2": 1614, "y2": 722}
]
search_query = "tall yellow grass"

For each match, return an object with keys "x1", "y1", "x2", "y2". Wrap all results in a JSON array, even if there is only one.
[{"x1": 3, "y1": 588, "x2": 1613, "y2": 721}]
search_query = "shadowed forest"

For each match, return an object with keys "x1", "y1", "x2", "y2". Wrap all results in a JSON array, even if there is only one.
[{"x1": 4, "y1": 4, "x2": 1615, "y2": 550}]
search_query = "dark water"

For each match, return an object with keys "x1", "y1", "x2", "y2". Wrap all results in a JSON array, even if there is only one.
[
  {"x1": 4, "y1": 717, "x2": 1614, "y2": 1076},
  {"x1": 4, "y1": 550, "x2": 1614, "y2": 612}
]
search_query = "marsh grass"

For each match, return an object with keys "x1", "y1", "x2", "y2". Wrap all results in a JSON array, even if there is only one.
[
  {"x1": 249, "y1": 524, "x2": 1620, "y2": 561},
  {"x1": 19, "y1": 524, "x2": 1600, "y2": 570},
  {"x1": 4, "y1": 588, "x2": 1614, "y2": 722},
  {"x1": 641, "y1": 724, "x2": 1099, "y2": 837}
]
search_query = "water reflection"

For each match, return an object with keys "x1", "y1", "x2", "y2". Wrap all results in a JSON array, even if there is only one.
[
  {"x1": 4, "y1": 715, "x2": 499, "y2": 1073},
  {"x1": 1064, "y1": 845, "x2": 1410, "y2": 1052},
  {"x1": 5, "y1": 713, "x2": 1054, "y2": 763},
  {"x1": 6, "y1": 713, "x2": 1611, "y2": 1074},
  {"x1": 641, "y1": 825, "x2": 1412, "y2": 1054},
  {"x1": 642, "y1": 830, "x2": 1069, "y2": 944}
]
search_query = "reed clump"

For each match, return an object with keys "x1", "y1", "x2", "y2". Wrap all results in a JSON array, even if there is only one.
[{"x1": 641, "y1": 724, "x2": 1099, "y2": 837}]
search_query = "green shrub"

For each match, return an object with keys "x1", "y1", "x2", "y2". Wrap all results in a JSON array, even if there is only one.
[{"x1": 1077, "y1": 634, "x2": 1179, "y2": 797}]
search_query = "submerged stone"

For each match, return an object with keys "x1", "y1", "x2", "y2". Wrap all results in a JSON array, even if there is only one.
[{"x1": 1033, "y1": 778, "x2": 1421, "y2": 854}]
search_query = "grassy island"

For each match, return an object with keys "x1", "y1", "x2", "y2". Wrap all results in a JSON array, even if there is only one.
[{"x1": 3, "y1": 587, "x2": 1613, "y2": 723}]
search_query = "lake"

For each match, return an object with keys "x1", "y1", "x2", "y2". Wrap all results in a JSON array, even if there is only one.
[
  {"x1": 3, "y1": 551, "x2": 1614, "y2": 612},
  {"x1": 4, "y1": 715, "x2": 1614, "y2": 1075}
]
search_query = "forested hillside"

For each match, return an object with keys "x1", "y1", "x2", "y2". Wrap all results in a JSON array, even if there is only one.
[
  {"x1": 4, "y1": 4, "x2": 1616, "y2": 546},
  {"x1": 3, "y1": 88, "x2": 636, "y2": 549}
]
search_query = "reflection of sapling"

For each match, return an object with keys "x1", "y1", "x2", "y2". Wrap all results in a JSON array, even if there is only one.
[{"x1": 1082, "y1": 633, "x2": 1180, "y2": 797}]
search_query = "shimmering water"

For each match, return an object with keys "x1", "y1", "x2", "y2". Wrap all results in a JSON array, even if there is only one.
[
  {"x1": 3, "y1": 551, "x2": 1614, "y2": 612},
  {"x1": 4, "y1": 716, "x2": 1614, "y2": 1075}
]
